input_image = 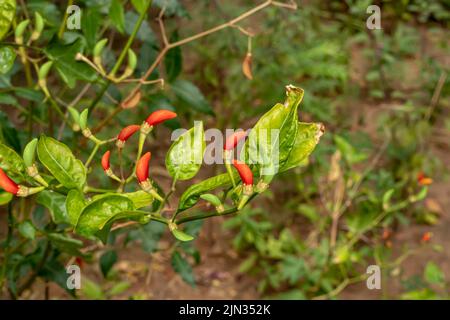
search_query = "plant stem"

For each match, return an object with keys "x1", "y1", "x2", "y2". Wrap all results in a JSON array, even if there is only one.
[
  {"x1": 85, "y1": 186, "x2": 117, "y2": 193},
  {"x1": 176, "y1": 207, "x2": 239, "y2": 225},
  {"x1": 85, "y1": 143, "x2": 100, "y2": 168},
  {"x1": 58, "y1": 0, "x2": 74, "y2": 38}
]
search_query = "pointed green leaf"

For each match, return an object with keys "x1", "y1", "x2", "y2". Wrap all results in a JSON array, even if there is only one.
[
  {"x1": 100, "y1": 250, "x2": 118, "y2": 277},
  {"x1": 18, "y1": 220, "x2": 36, "y2": 240},
  {"x1": 0, "y1": 46, "x2": 16, "y2": 74},
  {"x1": 0, "y1": 142, "x2": 26, "y2": 181},
  {"x1": 48, "y1": 233, "x2": 84, "y2": 256},
  {"x1": 123, "y1": 190, "x2": 153, "y2": 208},
  {"x1": 37, "y1": 136, "x2": 86, "y2": 189},
  {"x1": 0, "y1": 0, "x2": 16, "y2": 40},
  {"x1": 171, "y1": 228, "x2": 194, "y2": 242},
  {"x1": 171, "y1": 80, "x2": 214, "y2": 115},
  {"x1": 36, "y1": 190, "x2": 69, "y2": 224},
  {"x1": 166, "y1": 121, "x2": 205, "y2": 180},
  {"x1": 171, "y1": 251, "x2": 195, "y2": 286},
  {"x1": 66, "y1": 189, "x2": 87, "y2": 226},
  {"x1": 178, "y1": 172, "x2": 238, "y2": 211},
  {"x1": 109, "y1": 0, "x2": 125, "y2": 33},
  {"x1": 44, "y1": 39, "x2": 97, "y2": 88},
  {"x1": 280, "y1": 122, "x2": 323, "y2": 172},
  {"x1": 243, "y1": 86, "x2": 304, "y2": 175},
  {"x1": 0, "y1": 191, "x2": 13, "y2": 205},
  {"x1": 75, "y1": 195, "x2": 137, "y2": 237}
]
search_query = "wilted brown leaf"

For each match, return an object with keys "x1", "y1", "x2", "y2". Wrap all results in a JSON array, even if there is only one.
[
  {"x1": 121, "y1": 89, "x2": 142, "y2": 109},
  {"x1": 242, "y1": 52, "x2": 253, "y2": 80}
]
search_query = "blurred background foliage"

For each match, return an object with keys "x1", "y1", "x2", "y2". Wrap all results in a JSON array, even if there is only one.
[{"x1": 1, "y1": 0, "x2": 449, "y2": 299}]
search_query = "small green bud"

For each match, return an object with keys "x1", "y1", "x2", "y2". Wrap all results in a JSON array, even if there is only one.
[
  {"x1": 93, "y1": 38, "x2": 108, "y2": 57},
  {"x1": 127, "y1": 49, "x2": 137, "y2": 71},
  {"x1": 200, "y1": 193, "x2": 222, "y2": 207},
  {"x1": 30, "y1": 12, "x2": 44, "y2": 41},
  {"x1": 68, "y1": 107, "x2": 81, "y2": 131},
  {"x1": 68, "y1": 107, "x2": 80, "y2": 123},
  {"x1": 38, "y1": 61, "x2": 53, "y2": 80},
  {"x1": 15, "y1": 20, "x2": 30, "y2": 44},
  {"x1": 79, "y1": 108, "x2": 89, "y2": 130},
  {"x1": 23, "y1": 138, "x2": 38, "y2": 167}
]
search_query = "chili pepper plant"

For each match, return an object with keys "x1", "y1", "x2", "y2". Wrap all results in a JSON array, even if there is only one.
[{"x1": 0, "y1": 0, "x2": 326, "y2": 297}]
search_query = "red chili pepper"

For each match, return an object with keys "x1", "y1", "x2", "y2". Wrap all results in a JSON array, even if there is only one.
[
  {"x1": 417, "y1": 172, "x2": 433, "y2": 186},
  {"x1": 145, "y1": 110, "x2": 177, "y2": 126},
  {"x1": 75, "y1": 256, "x2": 84, "y2": 269},
  {"x1": 136, "y1": 152, "x2": 151, "y2": 183},
  {"x1": 421, "y1": 231, "x2": 432, "y2": 243},
  {"x1": 0, "y1": 168, "x2": 19, "y2": 195},
  {"x1": 118, "y1": 125, "x2": 140, "y2": 142},
  {"x1": 232, "y1": 159, "x2": 253, "y2": 185},
  {"x1": 224, "y1": 131, "x2": 247, "y2": 150},
  {"x1": 101, "y1": 150, "x2": 111, "y2": 171}
]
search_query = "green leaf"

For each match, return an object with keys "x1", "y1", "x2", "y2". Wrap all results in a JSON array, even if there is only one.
[
  {"x1": 123, "y1": 190, "x2": 153, "y2": 208},
  {"x1": 166, "y1": 122, "x2": 205, "y2": 180},
  {"x1": 108, "y1": 281, "x2": 130, "y2": 296},
  {"x1": 37, "y1": 136, "x2": 86, "y2": 190},
  {"x1": 44, "y1": 39, "x2": 97, "y2": 88},
  {"x1": 199, "y1": 193, "x2": 221, "y2": 207},
  {"x1": 92, "y1": 191, "x2": 154, "y2": 209},
  {"x1": 40, "y1": 258, "x2": 75, "y2": 296},
  {"x1": 171, "y1": 228, "x2": 194, "y2": 242},
  {"x1": 164, "y1": 31, "x2": 182, "y2": 82},
  {"x1": 82, "y1": 278, "x2": 105, "y2": 300},
  {"x1": 424, "y1": 262, "x2": 445, "y2": 285},
  {"x1": 243, "y1": 86, "x2": 304, "y2": 175},
  {"x1": 409, "y1": 186, "x2": 428, "y2": 203},
  {"x1": 178, "y1": 172, "x2": 238, "y2": 211},
  {"x1": 81, "y1": 8, "x2": 101, "y2": 50},
  {"x1": 100, "y1": 250, "x2": 118, "y2": 278},
  {"x1": 75, "y1": 195, "x2": 137, "y2": 237},
  {"x1": 171, "y1": 251, "x2": 195, "y2": 286},
  {"x1": 36, "y1": 190, "x2": 69, "y2": 224},
  {"x1": 171, "y1": 80, "x2": 214, "y2": 115},
  {"x1": 47, "y1": 233, "x2": 84, "y2": 256},
  {"x1": 0, "y1": 46, "x2": 16, "y2": 74},
  {"x1": 0, "y1": 142, "x2": 26, "y2": 181},
  {"x1": 280, "y1": 122, "x2": 323, "y2": 172},
  {"x1": 66, "y1": 189, "x2": 87, "y2": 226},
  {"x1": 0, "y1": 191, "x2": 13, "y2": 205},
  {"x1": 109, "y1": 0, "x2": 125, "y2": 34},
  {"x1": 0, "y1": 0, "x2": 16, "y2": 41},
  {"x1": 131, "y1": 0, "x2": 149, "y2": 15},
  {"x1": 18, "y1": 220, "x2": 36, "y2": 240}
]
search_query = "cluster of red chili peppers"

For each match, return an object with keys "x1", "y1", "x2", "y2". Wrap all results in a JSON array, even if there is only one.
[
  {"x1": 98, "y1": 109, "x2": 255, "y2": 209},
  {"x1": 0, "y1": 109, "x2": 256, "y2": 211}
]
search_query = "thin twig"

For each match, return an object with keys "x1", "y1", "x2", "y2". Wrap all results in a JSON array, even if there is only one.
[
  {"x1": 426, "y1": 71, "x2": 447, "y2": 121},
  {"x1": 157, "y1": 7, "x2": 169, "y2": 47}
]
